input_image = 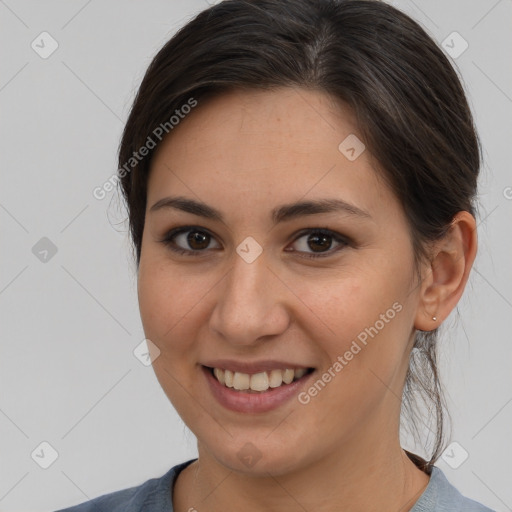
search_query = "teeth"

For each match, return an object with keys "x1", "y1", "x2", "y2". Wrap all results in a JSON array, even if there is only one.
[
  {"x1": 233, "y1": 372, "x2": 250, "y2": 390},
  {"x1": 282, "y1": 369, "x2": 294, "y2": 384},
  {"x1": 224, "y1": 369, "x2": 234, "y2": 388},
  {"x1": 213, "y1": 367, "x2": 225, "y2": 385},
  {"x1": 269, "y1": 369, "x2": 283, "y2": 388},
  {"x1": 294, "y1": 368, "x2": 307, "y2": 379},
  {"x1": 250, "y1": 372, "x2": 269, "y2": 391},
  {"x1": 211, "y1": 367, "x2": 310, "y2": 392}
]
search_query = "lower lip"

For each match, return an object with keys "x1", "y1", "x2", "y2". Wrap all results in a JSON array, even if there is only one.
[{"x1": 202, "y1": 365, "x2": 314, "y2": 413}]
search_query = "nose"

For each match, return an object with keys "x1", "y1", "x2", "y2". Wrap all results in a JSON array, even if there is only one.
[{"x1": 209, "y1": 247, "x2": 290, "y2": 346}]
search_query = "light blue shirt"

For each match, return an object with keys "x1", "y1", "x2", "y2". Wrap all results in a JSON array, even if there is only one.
[{"x1": 54, "y1": 458, "x2": 495, "y2": 511}]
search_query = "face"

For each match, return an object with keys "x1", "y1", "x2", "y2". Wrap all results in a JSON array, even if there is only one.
[{"x1": 137, "y1": 87, "x2": 422, "y2": 476}]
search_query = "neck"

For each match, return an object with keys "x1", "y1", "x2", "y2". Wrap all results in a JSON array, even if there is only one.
[{"x1": 174, "y1": 426, "x2": 430, "y2": 512}]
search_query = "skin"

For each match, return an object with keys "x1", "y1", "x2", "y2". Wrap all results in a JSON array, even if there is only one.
[{"x1": 137, "y1": 87, "x2": 477, "y2": 512}]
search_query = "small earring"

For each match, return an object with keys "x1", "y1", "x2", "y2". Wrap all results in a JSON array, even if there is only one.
[{"x1": 432, "y1": 316, "x2": 437, "y2": 321}]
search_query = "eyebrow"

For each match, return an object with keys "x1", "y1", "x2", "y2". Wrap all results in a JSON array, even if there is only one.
[{"x1": 149, "y1": 195, "x2": 371, "y2": 224}]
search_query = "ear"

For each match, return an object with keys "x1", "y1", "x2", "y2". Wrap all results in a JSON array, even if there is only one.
[{"x1": 414, "y1": 211, "x2": 478, "y2": 331}]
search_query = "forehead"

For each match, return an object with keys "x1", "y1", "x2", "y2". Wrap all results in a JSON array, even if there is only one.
[
  {"x1": 147, "y1": 87, "x2": 397, "y2": 224},
  {"x1": 153, "y1": 87, "x2": 359, "y2": 160}
]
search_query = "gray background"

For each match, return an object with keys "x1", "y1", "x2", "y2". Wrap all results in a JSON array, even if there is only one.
[{"x1": 0, "y1": 0, "x2": 511, "y2": 510}]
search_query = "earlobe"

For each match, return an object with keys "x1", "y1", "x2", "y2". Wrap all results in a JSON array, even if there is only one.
[{"x1": 414, "y1": 211, "x2": 478, "y2": 332}]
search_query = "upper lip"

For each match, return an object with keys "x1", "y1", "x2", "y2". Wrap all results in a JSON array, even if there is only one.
[{"x1": 202, "y1": 359, "x2": 314, "y2": 374}]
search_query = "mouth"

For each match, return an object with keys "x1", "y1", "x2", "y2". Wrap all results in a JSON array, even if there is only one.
[{"x1": 204, "y1": 365, "x2": 315, "y2": 393}]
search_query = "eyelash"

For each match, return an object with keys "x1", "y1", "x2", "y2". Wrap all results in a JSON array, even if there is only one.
[{"x1": 158, "y1": 225, "x2": 350, "y2": 259}]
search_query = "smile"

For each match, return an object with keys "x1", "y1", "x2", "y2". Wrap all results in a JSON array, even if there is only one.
[{"x1": 209, "y1": 366, "x2": 314, "y2": 393}]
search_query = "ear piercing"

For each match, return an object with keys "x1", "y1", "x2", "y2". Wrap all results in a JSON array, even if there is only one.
[{"x1": 432, "y1": 316, "x2": 437, "y2": 321}]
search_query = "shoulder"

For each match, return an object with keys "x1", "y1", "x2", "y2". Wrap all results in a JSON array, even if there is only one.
[
  {"x1": 53, "y1": 472, "x2": 172, "y2": 512},
  {"x1": 53, "y1": 459, "x2": 196, "y2": 512},
  {"x1": 411, "y1": 466, "x2": 496, "y2": 512}
]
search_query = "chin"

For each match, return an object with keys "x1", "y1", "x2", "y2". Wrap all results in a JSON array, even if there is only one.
[{"x1": 206, "y1": 438, "x2": 308, "y2": 477}]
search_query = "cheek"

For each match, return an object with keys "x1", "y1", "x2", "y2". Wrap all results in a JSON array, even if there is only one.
[
  {"x1": 304, "y1": 266, "x2": 408, "y2": 343},
  {"x1": 137, "y1": 258, "x2": 201, "y2": 352},
  {"x1": 137, "y1": 262, "x2": 201, "y2": 408},
  {"x1": 300, "y1": 266, "x2": 412, "y2": 400}
]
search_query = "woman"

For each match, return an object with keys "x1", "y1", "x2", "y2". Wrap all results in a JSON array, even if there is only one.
[{"x1": 56, "y1": 0, "x2": 495, "y2": 510}]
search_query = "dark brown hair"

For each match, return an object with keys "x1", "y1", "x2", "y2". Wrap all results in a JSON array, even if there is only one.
[{"x1": 117, "y1": 0, "x2": 481, "y2": 469}]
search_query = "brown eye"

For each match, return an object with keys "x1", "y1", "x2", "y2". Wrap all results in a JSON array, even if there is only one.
[
  {"x1": 186, "y1": 230, "x2": 210, "y2": 250},
  {"x1": 307, "y1": 232, "x2": 332, "y2": 252},
  {"x1": 289, "y1": 229, "x2": 349, "y2": 259},
  {"x1": 160, "y1": 226, "x2": 220, "y2": 256},
  {"x1": 160, "y1": 226, "x2": 349, "y2": 259}
]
